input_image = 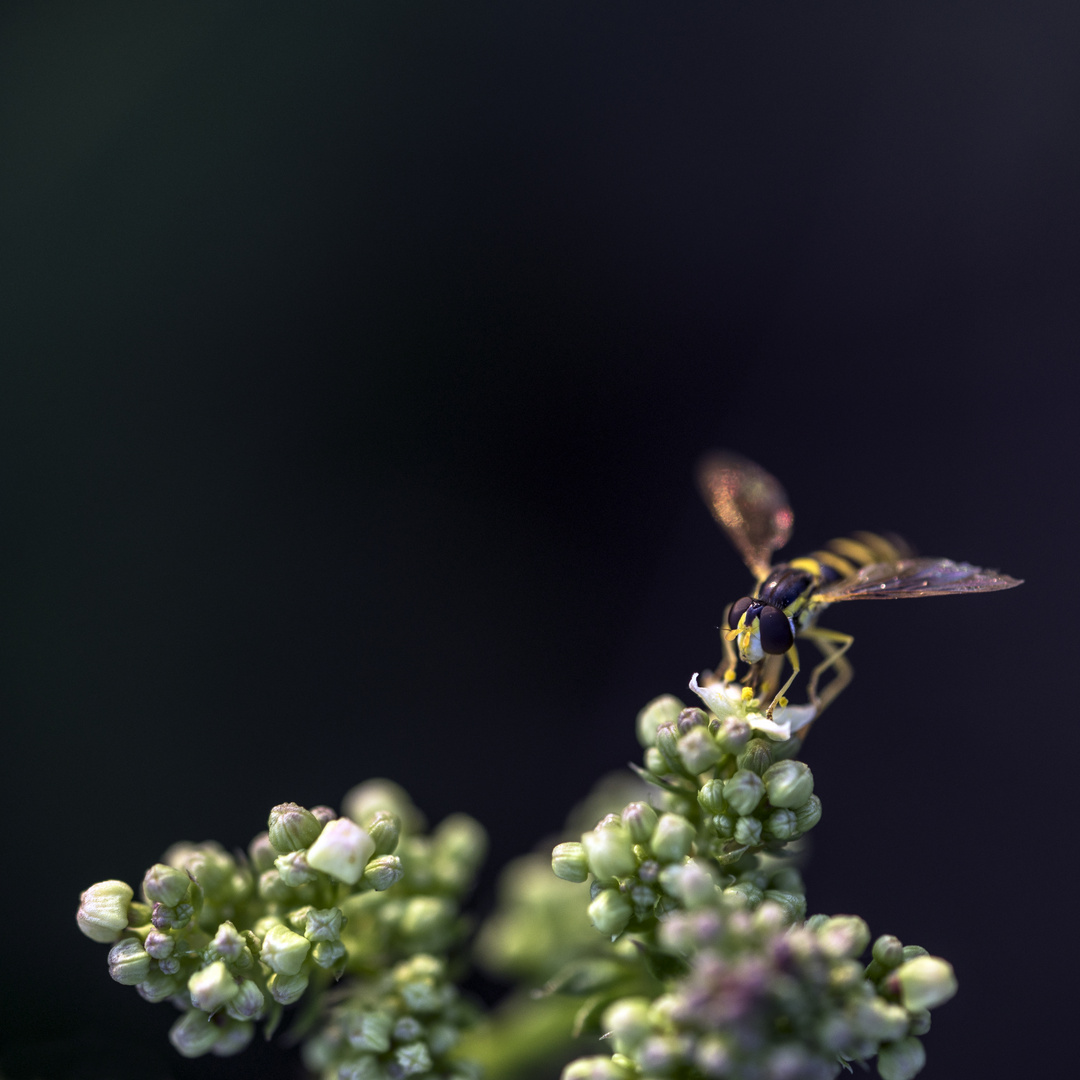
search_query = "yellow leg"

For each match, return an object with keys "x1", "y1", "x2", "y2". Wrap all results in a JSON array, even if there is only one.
[
  {"x1": 765, "y1": 643, "x2": 801, "y2": 720},
  {"x1": 800, "y1": 626, "x2": 854, "y2": 716}
]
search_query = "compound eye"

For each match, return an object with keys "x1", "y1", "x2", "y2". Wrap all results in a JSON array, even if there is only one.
[
  {"x1": 728, "y1": 596, "x2": 754, "y2": 631},
  {"x1": 758, "y1": 605, "x2": 794, "y2": 655}
]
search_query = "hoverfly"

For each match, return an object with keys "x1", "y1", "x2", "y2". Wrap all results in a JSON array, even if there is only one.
[{"x1": 698, "y1": 452, "x2": 1022, "y2": 722}]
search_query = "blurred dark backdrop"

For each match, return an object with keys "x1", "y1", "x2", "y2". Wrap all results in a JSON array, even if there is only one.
[{"x1": 1, "y1": 4, "x2": 1075, "y2": 1078}]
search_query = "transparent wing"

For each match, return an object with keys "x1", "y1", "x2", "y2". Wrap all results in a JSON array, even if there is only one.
[
  {"x1": 697, "y1": 452, "x2": 794, "y2": 580},
  {"x1": 812, "y1": 557, "x2": 1023, "y2": 602}
]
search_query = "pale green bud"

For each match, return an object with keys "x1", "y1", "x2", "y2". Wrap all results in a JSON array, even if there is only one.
[
  {"x1": 902, "y1": 945, "x2": 929, "y2": 962},
  {"x1": 733, "y1": 815, "x2": 762, "y2": 847},
  {"x1": 765, "y1": 808, "x2": 799, "y2": 840},
  {"x1": 306, "y1": 816, "x2": 375, "y2": 884},
  {"x1": 136, "y1": 968, "x2": 183, "y2": 1003},
  {"x1": 275, "y1": 851, "x2": 317, "y2": 887},
  {"x1": 107, "y1": 938, "x2": 151, "y2": 985},
  {"x1": 636, "y1": 694, "x2": 684, "y2": 747},
  {"x1": 268, "y1": 802, "x2": 324, "y2": 853},
  {"x1": 169, "y1": 1009, "x2": 220, "y2": 1058},
  {"x1": 366, "y1": 810, "x2": 401, "y2": 855},
  {"x1": 393, "y1": 1016, "x2": 422, "y2": 1041},
  {"x1": 305, "y1": 906, "x2": 345, "y2": 942},
  {"x1": 602, "y1": 997, "x2": 651, "y2": 1054},
  {"x1": 394, "y1": 1042, "x2": 433, "y2": 1077},
  {"x1": 723, "y1": 880, "x2": 763, "y2": 907},
  {"x1": 581, "y1": 824, "x2": 637, "y2": 882},
  {"x1": 655, "y1": 721, "x2": 683, "y2": 772},
  {"x1": 644, "y1": 747, "x2": 668, "y2": 775},
  {"x1": 621, "y1": 802, "x2": 658, "y2": 844},
  {"x1": 143, "y1": 929, "x2": 174, "y2": 960},
  {"x1": 587, "y1": 888, "x2": 632, "y2": 936},
  {"x1": 697, "y1": 779, "x2": 726, "y2": 815},
  {"x1": 893, "y1": 955, "x2": 957, "y2": 1011},
  {"x1": 663, "y1": 860, "x2": 716, "y2": 908},
  {"x1": 248, "y1": 832, "x2": 277, "y2": 873},
  {"x1": 224, "y1": 978, "x2": 265, "y2": 1021},
  {"x1": 678, "y1": 728, "x2": 723, "y2": 774},
  {"x1": 908, "y1": 1009, "x2": 932, "y2": 1037},
  {"x1": 399, "y1": 895, "x2": 456, "y2": 946},
  {"x1": 854, "y1": 998, "x2": 909, "y2": 1042},
  {"x1": 794, "y1": 794, "x2": 822, "y2": 832},
  {"x1": 210, "y1": 921, "x2": 245, "y2": 962},
  {"x1": 818, "y1": 916, "x2": 871, "y2": 959},
  {"x1": 77, "y1": 880, "x2": 134, "y2": 943},
  {"x1": 712, "y1": 813, "x2": 735, "y2": 838},
  {"x1": 723, "y1": 769, "x2": 765, "y2": 815},
  {"x1": 736, "y1": 737, "x2": 774, "y2": 776},
  {"x1": 713, "y1": 713, "x2": 751, "y2": 753},
  {"x1": 433, "y1": 812, "x2": 487, "y2": 868},
  {"x1": 209, "y1": 1019, "x2": 254, "y2": 1057},
  {"x1": 362, "y1": 853, "x2": 404, "y2": 891},
  {"x1": 562, "y1": 1056, "x2": 635, "y2": 1079},
  {"x1": 310, "y1": 805, "x2": 337, "y2": 825},
  {"x1": 312, "y1": 940, "x2": 347, "y2": 968},
  {"x1": 260, "y1": 923, "x2": 311, "y2": 975},
  {"x1": 150, "y1": 900, "x2": 193, "y2": 931},
  {"x1": 268, "y1": 970, "x2": 309, "y2": 1005},
  {"x1": 552, "y1": 842, "x2": 590, "y2": 882},
  {"x1": 876, "y1": 1036, "x2": 926, "y2": 1080},
  {"x1": 142, "y1": 864, "x2": 190, "y2": 907},
  {"x1": 188, "y1": 960, "x2": 240, "y2": 1013},
  {"x1": 347, "y1": 1010, "x2": 393, "y2": 1052},
  {"x1": 763, "y1": 890, "x2": 806, "y2": 923},
  {"x1": 762, "y1": 759, "x2": 814, "y2": 809},
  {"x1": 873, "y1": 934, "x2": 905, "y2": 969},
  {"x1": 650, "y1": 813, "x2": 695, "y2": 862}
]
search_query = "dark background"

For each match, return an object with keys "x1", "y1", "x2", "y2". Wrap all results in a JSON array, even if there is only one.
[{"x1": 1, "y1": 4, "x2": 1075, "y2": 1078}]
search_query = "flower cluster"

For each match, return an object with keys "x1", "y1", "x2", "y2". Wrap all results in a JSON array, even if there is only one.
[
  {"x1": 563, "y1": 891, "x2": 956, "y2": 1080},
  {"x1": 76, "y1": 781, "x2": 486, "y2": 1063},
  {"x1": 302, "y1": 953, "x2": 481, "y2": 1079}
]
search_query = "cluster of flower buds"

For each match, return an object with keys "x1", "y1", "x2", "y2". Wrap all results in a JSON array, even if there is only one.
[
  {"x1": 302, "y1": 953, "x2": 481, "y2": 1079},
  {"x1": 76, "y1": 781, "x2": 486, "y2": 1061},
  {"x1": 562, "y1": 891, "x2": 957, "y2": 1080}
]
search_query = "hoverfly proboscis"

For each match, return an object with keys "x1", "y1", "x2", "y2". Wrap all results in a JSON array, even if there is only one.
[{"x1": 697, "y1": 451, "x2": 1022, "y2": 725}]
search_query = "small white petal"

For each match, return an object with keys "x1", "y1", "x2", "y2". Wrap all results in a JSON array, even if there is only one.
[{"x1": 689, "y1": 673, "x2": 816, "y2": 740}]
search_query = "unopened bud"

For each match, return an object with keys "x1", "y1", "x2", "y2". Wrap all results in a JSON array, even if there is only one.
[
  {"x1": 650, "y1": 814, "x2": 695, "y2": 863},
  {"x1": 893, "y1": 955, "x2": 957, "y2": 1011},
  {"x1": 713, "y1": 714, "x2": 751, "y2": 754},
  {"x1": 872, "y1": 934, "x2": 905, "y2": 969},
  {"x1": 188, "y1": 960, "x2": 240, "y2": 1013},
  {"x1": 736, "y1": 738, "x2": 774, "y2": 776},
  {"x1": 723, "y1": 770, "x2": 765, "y2": 816},
  {"x1": 225, "y1": 978, "x2": 265, "y2": 1021},
  {"x1": 143, "y1": 863, "x2": 191, "y2": 907},
  {"x1": 306, "y1": 817, "x2": 375, "y2": 884},
  {"x1": 621, "y1": 802, "x2": 659, "y2": 845},
  {"x1": 581, "y1": 824, "x2": 637, "y2": 882},
  {"x1": 366, "y1": 811, "x2": 401, "y2": 855},
  {"x1": 169, "y1": 1009, "x2": 220, "y2": 1058},
  {"x1": 762, "y1": 759, "x2": 814, "y2": 808},
  {"x1": 733, "y1": 815, "x2": 762, "y2": 847},
  {"x1": 260, "y1": 923, "x2": 311, "y2": 975},
  {"x1": 77, "y1": 880, "x2": 133, "y2": 943},
  {"x1": 587, "y1": 888, "x2": 632, "y2": 937},
  {"x1": 268, "y1": 970, "x2": 309, "y2": 1005},
  {"x1": 794, "y1": 794, "x2": 822, "y2": 832},
  {"x1": 636, "y1": 695, "x2": 684, "y2": 747},
  {"x1": 267, "y1": 803, "x2": 323, "y2": 853},
  {"x1": 876, "y1": 1036, "x2": 926, "y2": 1080},
  {"x1": 678, "y1": 728, "x2": 723, "y2": 774},
  {"x1": 552, "y1": 842, "x2": 590, "y2": 882},
  {"x1": 107, "y1": 938, "x2": 151, "y2": 985}
]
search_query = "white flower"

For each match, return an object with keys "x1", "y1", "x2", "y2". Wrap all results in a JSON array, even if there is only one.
[{"x1": 688, "y1": 674, "x2": 815, "y2": 741}]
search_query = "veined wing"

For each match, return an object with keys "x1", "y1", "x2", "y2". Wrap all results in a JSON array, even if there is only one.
[
  {"x1": 812, "y1": 557, "x2": 1023, "y2": 602},
  {"x1": 697, "y1": 452, "x2": 794, "y2": 581}
]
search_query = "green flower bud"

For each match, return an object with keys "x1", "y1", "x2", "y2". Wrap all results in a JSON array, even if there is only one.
[
  {"x1": 169, "y1": 1009, "x2": 220, "y2": 1058},
  {"x1": 854, "y1": 998, "x2": 909, "y2": 1042},
  {"x1": 587, "y1": 888, "x2": 632, "y2": 937},
  {"x1": 393, "y1": 1015, "x2": 424, "y2": 1041},
  {"x1": 268, "y1": 970, "x2": 309, "y2": 1005},
  {"x1": 697, "y1": 779, "x2": 726, "y2": 815},
  {"x1": 876, "y1": 1036, "x2": 926, "y2": 1080},
  {"x1": 310, "y1": 805, "x2": 337, "y2": 825},
  {"x1": 260, "y1": 923, "x2": 311, "y2": 975},
  {"x1": 209, "y1": 1019, "x2": 254, "y2": 1058},
  {"x1": 268, "y1": 802, "x2": 324, "y2": 853},
  {"x1": 276, "y1": 851, "x2": 316, "y2": 888},
  {"x1": 225, "y1": 978, "x2": 265, "y2": 1021},
  {"x1": 621, "y1": 802, "x2": 659, "y2": 844},
  {"x1": 107, "y1": 938, "x2": 151, "y2": 985},
  {"x1": 164, "y1": 842, "x2": 234, "y2": 898},
  {"x1": 650, "y1": 813, "x2": 695, "y2": 863},
  {"x1": 312, "y1": 940, "x2": 347, "y2": 968},
  {"x1": 136, "y1": 968, "x2": 183, "y2": 1003},
  {"x1": 366, "y1": 810, "x2": 401, "y2": 855},
  {"x1": 723, "y1": 769, "x2": 765, "y2": 816},
  {"x1": 733, "y1": 815, "x2": 763, "y2": 847},
  {"x1": 873, "y1": 934, "x2": 905, "y2": 969},
  {"x1": 908, "y1": 1009, "x2": 932, "y2": 1037},
  {"x1": 394, "y1": 1041, "x2": 433, "y2": 1077},
  {"x1": 643, "y1": 747, "x2": 668, "y2": 775},
  {"x1": 762, "y1": 759, "x2": 814, "y2": 809},
  {"x1": 552, "y1": 842, "x2": 590, "y2": 882},
  {"x1": 304, "y1": 906, "x2": 345, "y2": 942},
  {"x1": 151, "y1": 899, "x2": 194, "y2": 930},
  {"x1": 581, "y1": 824, "x2": 637, "y2": 882},
  {"x1": 765, "y1": 807, "x2": 799, "y2": 840},
  {"x1": 713, "y1": 713, "x2": 751, "y2": 753},
  {"x1": 655, "y1": 721, "x2": 683, "y2": 772},
  {"x1": 361, "y1": 853, "x2": 404, "y2": 891},
  {"x1": 723, "y1": 880, "x2": 763, "y2": 907},
  {"x1": 817, "y1": 915, "x2": 871, "y2": 959},
  {"x1": 736, "y1": 737, "x2": 774, "y2": 776},
  {"x1": 893, "y1": 955, "x2": 958, "y2": 1011},
  {"x1": 663, "y1": 860, "x2": 717, "y2": 908},
  {"x1": 143, "y1": 929, "x2": 174, "y2": 960},
  {"x1": 603, "y1": 997, "x2": 651, "y2": 1054},
  {"x1": 306, "y1": 817, "x2": 376, "y2": 884},
  {"x1": 142, "y1": 864, "x2": 190, "y2": 907},
  {"x1": 343, "y1": 778, "x2": 425, "y2": 834},
  {"x1": 562, "y1": 1056, "x2": 635, "y2": 1080},
  {"x1": 901, "y1": 945, "x2": 929, "y2": 962},
  {"x1": 248, "y1": 832, "x2": 277, "y2": 873},
  {"x1": 347, "y1": 1010, "x2": 393, "y2": 1052},
  {"x1": 434, "y1": 812, "x2": 487, "y2": 867},
  {"x1": 712, "y1": 813, "x2": 735, "y2": 838},
  {"x1": 678, "y1": 728, "x2": 723, "y2": 774},
  {"x1": 636, "y1": 694, "x2": 684, "y2": 747},
  {"x1": 677, "y1": 706, "x2": 709, "y2": 731},
  {"x1": 762, "y1": 889, "x2": 806, "y2": 923},
  {"x1": 794, "y1": 794, "x2": 822, "y2": 832},
  {"x1": 188, "y1": 960, "x2": 240, "y2": 1013},
  {"x1": 77, "y1": 880, "x2": 134, "y2": 943}
]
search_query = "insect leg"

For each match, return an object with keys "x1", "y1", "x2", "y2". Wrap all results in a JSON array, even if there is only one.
[
  {"x1": 801, "y1": 626, "x2": 854, "y2": 716},
  {"x1": 765, "y1": 643, "x2": 801, "y2": 720}
]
